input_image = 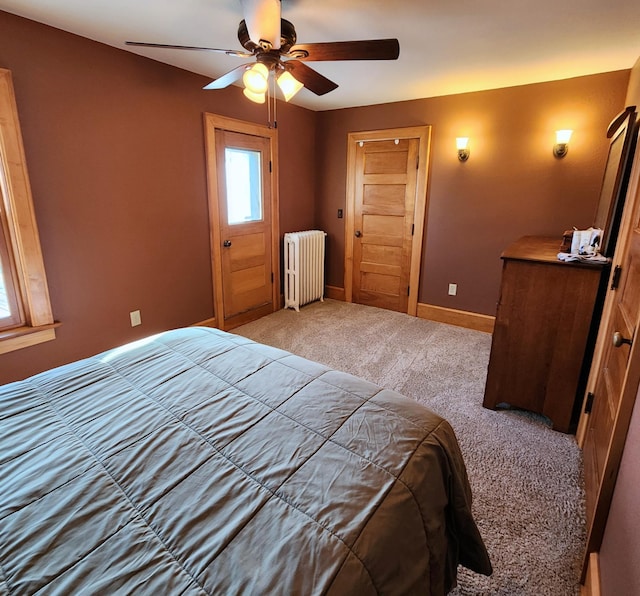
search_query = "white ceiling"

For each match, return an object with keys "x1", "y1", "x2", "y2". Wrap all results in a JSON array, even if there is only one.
[{"x1": 1, "y1": 0, "x2": 639, "y2": 111}]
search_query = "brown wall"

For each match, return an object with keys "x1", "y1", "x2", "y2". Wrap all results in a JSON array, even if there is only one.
[
  {"x1": 0, "y1": 9, "x2": 632, "y2": 385},
  {"x1": 316, "y1": 72, "x2": 630, "y2": 315},
  {"x1": 598, "y1": 55, "x2": 640, "y2": 596},
  {"x1": 0, "y1": 11, "x2": 316, "y2": 383}
]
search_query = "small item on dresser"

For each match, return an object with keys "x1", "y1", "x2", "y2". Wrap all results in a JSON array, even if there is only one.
[
  {"x1": 557, "y1": 252, "x2": 609, "y2": 263},
  {"x1": 558, "y1": 227, "x2": 607, "y2": 263},
  {"x1": 570, "y1": 227, "x2": 602, "y2": 255},
  {"x1": 560, "y1": 230, "x2": 574, "y2": 252}
]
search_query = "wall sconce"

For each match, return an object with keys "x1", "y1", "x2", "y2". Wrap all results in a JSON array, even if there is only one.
[
  {"x1": 456, "y1": 137, "x2": 470, "y2": 162},
  {"x1": 553, "y1": 129, "x2": 573, "y2": 158}
]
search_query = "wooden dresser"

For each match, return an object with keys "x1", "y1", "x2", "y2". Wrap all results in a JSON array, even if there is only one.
[{"x1": 483, "y1": 236, "x2": 607, "y2": 433}]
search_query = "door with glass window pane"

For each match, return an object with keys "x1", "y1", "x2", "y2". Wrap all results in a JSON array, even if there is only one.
[{"x1": 215, "y1": 129, "x2": 273, "y2": 327}]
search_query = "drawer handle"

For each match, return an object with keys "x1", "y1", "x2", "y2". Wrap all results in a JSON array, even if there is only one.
[{"x1": 613, "y1": 331, "x2": 633, "y2": 348}]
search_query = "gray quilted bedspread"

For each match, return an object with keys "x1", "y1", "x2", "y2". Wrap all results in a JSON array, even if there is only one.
[{"x1": 0, "y1": 327, "x2": 491, "y2": 595}]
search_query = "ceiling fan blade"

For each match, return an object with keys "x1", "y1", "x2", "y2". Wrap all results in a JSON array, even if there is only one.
[
  {"x1": 125, "y1": 41, "x2": 252, "y2": 58},
  {"x1": 290, "y1": 39, "x2": 400, "y2": 61},
  {"x1": 203, "y1": 64, "x2": 249, "y2": 90},
  {"x1": 240, "y1": 0, "x2": 282, "y2": 49},
  {"x1": 285, "y1": 61, "x2": 338, "y2": 96}
]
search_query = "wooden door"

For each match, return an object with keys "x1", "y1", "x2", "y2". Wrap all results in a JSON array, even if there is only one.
[
  {"x1": 582, "y1": 155, "x2": 640, "y2": 567},
  {"x1": 351, "y1": 138, "x2": 419, "y2": 312},
  {"x1": 204, "y1": 114, "x2": 279, "y2": 332},
  {"x1": 215, "y1": 129, "x2": 273, "y2": 328}
]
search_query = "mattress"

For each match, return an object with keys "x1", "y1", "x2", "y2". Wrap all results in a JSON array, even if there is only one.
[{"x1": 0, "y1": 326, "x2": 491, "y2": 594}]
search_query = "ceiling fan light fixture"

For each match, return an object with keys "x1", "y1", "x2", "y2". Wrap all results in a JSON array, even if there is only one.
[
  {"x1": 242, "y1": 62, "x2": 269, "y2": 94},
  {"x1": 243, "y1": 87, "x2": 266, "y2": 104},
  {"x1": 126, "y1": 2, "x2": 400, "y2": 124},
  {"x1": 277, "y1": 70, "x2": 304, "y2": 102}
]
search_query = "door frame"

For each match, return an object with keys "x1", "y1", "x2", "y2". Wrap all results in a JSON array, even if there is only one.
[
  {"x1": 204, "y1": 113, "x2": 280, "y2": 330},
  {"x1": 344, "y1": 125, "x2": 431, "y2": 316}
]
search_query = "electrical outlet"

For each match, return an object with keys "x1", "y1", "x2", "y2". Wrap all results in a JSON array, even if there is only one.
[
  {"x1": 130, "y1": 310, "x2": 142, "y2": 327},
  {"x1": 448, "y1": 283, "x2": 457, "y2": 296}
]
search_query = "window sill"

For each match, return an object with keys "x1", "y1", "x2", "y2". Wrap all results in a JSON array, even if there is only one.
[{"x1": 0, "y1": 322, "x2": 61, "y2": 355}]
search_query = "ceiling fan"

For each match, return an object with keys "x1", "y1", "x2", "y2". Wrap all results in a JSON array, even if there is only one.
[{"x1": 125, "y1": 0, "x2": 400, "y2": 103}]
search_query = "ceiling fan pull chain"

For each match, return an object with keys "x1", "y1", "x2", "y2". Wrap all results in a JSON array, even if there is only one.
[
  {"x1": 272, "y1": 72, "x2": 278, "y2": 129},
  {"x1": 267, "y1": 72, "x2": 272, "y2": 128}
]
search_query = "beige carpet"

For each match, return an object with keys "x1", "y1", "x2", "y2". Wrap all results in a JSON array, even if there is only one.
[{"x1": 235, "y1": 299, "x2": 585, "y2": 595}]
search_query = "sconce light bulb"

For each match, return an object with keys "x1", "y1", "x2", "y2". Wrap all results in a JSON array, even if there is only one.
[{"x1": 556, "y1": 129, "x2": 573, "y2": 144}]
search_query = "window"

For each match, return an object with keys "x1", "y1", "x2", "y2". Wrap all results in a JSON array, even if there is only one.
[
  {"x1": 224, "y1": 147, "x2": 263, "y2": 224},
  {"x1": 0, "y1": 68, "x2": 57, "y2": 354},
  {"x1": 0, "y1": 204, "x2": 24, "y2": 328}
]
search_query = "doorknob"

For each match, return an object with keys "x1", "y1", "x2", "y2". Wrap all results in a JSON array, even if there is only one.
[
  {"x1": 223, "y1": 240, "x2": 232, "y2": 247},
  {"x1": 613, "y1": 331, "x2": 633, "y2": 348},
  {"x1": 355, "y1": 230, "x2": 362, "y2": 238}
]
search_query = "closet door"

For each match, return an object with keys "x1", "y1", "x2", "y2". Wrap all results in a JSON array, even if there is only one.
[{"x1": 344, "y1": 126, "x2": 431, "y2": 316}]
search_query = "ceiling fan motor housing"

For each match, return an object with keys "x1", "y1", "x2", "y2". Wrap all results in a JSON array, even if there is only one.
[{"x1": 237, "y1": 18, "x2": 298, "y2": 53}]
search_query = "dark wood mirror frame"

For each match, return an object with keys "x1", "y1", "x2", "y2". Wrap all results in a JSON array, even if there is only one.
[{"x1": 594, "y1": 105, "x2": 638, "y2": 257}]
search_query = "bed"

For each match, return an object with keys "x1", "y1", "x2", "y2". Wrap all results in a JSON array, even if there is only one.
[{"x1": 0, "y1": 326, "x2": 491, "y2": 595}]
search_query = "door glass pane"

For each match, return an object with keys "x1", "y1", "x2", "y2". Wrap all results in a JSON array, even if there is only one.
[{"x1": 225, "y1": 148, "x2": 262, "y2": 225}]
